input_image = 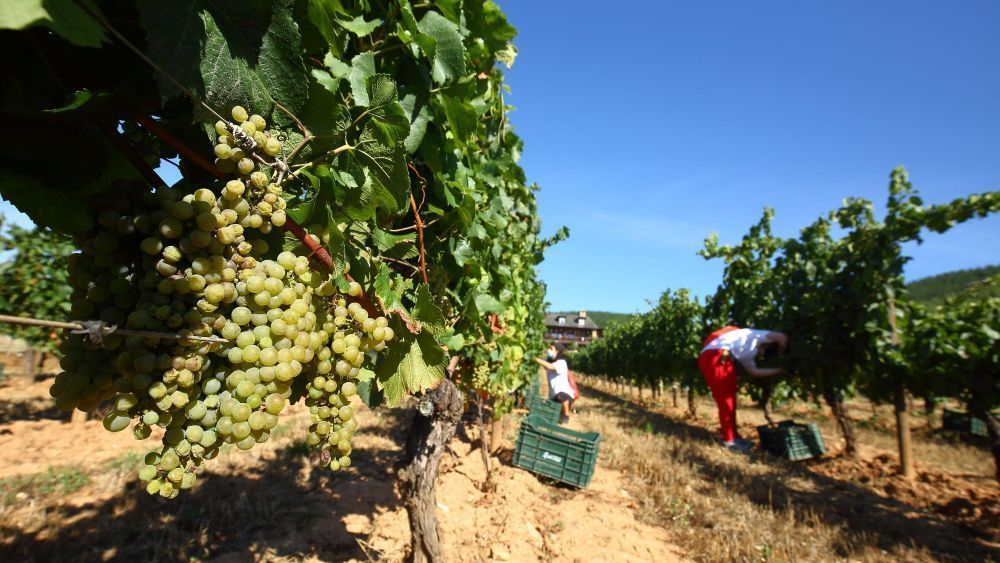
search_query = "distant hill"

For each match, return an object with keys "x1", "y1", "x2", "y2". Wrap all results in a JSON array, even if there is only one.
[
  {"x1": 906, "y1": 265, "x2": 1000, "y2": 306},
  {"x1": 552, "y1": 310, "x2": 631, "y2": 328}
]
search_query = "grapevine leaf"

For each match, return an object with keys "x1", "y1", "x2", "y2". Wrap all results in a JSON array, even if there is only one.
[
  {"x1": 400, "y1": 93, "x2": 432, "y2": 154},
  {"x1": 365, "y1": 75, "x2": 410, "y2": 145},
  {"x1": 336, "y1": 15, "x2": 381, "y2": 36},
  {"x1": 437, "y1": 94, "x2": 477, "y2": 141},
  {"x1": 445, "y1": 333, "x2": 465, "y2": 351},
  {"x1": 417, "y1": 10, "x2": 467, "y2": 85},
  {"x1": 374, "y1": 262, "x2": 409, "y2": 311},
  {"x1": 356, "y1": 368, "x2": 376, "y2": 383},
  {"x1": 352, "y1": 127, "x2": 410, "y2": 213},
  {"x1": 451, "y1": 237, "x2": 475, "y2": 266},
  {"x1": 311, "y1": 69, "x2": 340, "y2": 96},
  {"x1": 138, "y1": 0, "x2": 308, "y2": 126},
  {"x1": 0, "y1": 0, "x2": 107, "y2": 47},
  {"x1": 305, "y1": 0, "x2": 349, "y2": 53},
  {"x1": 474, "y1": 293, "x2": 505, "y2": 314},
  {"x1": 349, "y1": 52, "x2": 376, "y2": 106},
  {"x1": 324, "y1": 52, "x2": 351, "y2": 78},
  {"x1": 413, "y1": 284, "x2": 447, "y2": 336},
  {"x1": 375, "y1": 323, "x2": 445, "y2": 407},
  {"x1": 398, "y1": 1, "x2": 436, "y2": 56},
  {"x1": 0, "y1": 170, "x2": 92, "y2": 234}
]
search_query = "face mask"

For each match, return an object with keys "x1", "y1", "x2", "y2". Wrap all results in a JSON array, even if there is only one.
[{"x1": 546, "y1": 350, "x2": 557, "y2": 360}]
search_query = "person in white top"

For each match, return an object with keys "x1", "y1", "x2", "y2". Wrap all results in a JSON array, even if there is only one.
[
  {"x1": 698, "y1": 326, "x2": 788, "y2": 453},
  {"x1": 535, "y1": 343, "x2": 574, "y2": 424}
]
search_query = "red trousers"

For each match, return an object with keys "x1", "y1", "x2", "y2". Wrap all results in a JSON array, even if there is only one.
[{"x1": 698, "y1": 349, "x2": 738, "y2": 442}]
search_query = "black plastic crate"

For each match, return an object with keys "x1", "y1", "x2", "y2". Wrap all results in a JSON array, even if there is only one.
[
  {"x1": 757, "y1": 420, "x2": 826, "y2": 461},
  {"x1": 513, "y1": 415, "x2": 600, "y2": 488}
]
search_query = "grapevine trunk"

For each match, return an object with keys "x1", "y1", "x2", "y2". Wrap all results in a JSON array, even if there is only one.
[
  {"x1": 894, "y1": 385, "x2": 915, "y2": 479},
  {"x1": 823, "y1": 388, "x2": 858, "y2": 457},
  {"x1": 399, "y1": 379, "x2": 465, "y2": 563}
]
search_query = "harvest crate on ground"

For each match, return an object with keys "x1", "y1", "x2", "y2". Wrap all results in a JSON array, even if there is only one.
[
  {"x1": 942, "y1": 408, "x2": 989, "y2": 437},
  {"x1": 527, "y1": 394, "x2": 562, "y2": 424},
  {"x1": 757, "y1": 420, "x2": 826, "y2": 461},
  {"x1": 513, "y1": 414, "x2": 601, "y2": 488}
]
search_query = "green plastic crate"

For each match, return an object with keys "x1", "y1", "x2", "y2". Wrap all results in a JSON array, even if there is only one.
[
  {"x1": 942, "y1": 408, "x2": 988, "y2": 437},
  {"x1": 527, "y1": 395, "x2": 562, "y2": 424},
  {"x1": 757, "y1": 420, "x2": 826, "y2": 461},
  {"x1": 527, "y1": 376, "x2": 542, "y2": 398},
  {"x1": 513, "y1": 415, "x2": 601, "y2": 488}
]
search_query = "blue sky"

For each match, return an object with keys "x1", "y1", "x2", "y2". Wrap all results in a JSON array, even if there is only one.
[
  {"x1": 497, "y1": 0, "x2": 1000, "y2": 313},
  {"x1": 2, "y1": 1, "x2": 997, "y2": 313}
]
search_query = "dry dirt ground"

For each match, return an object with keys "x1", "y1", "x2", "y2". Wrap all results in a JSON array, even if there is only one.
[
  {"x1": 0, "y1": 356, "x2": 997, "y2": 562},
  {"x1": 578, "y1": 377, "x2": 998, "y2": 562},
  {"x1": 0, "y1": 366, "x2": 687, "y2": 563}
]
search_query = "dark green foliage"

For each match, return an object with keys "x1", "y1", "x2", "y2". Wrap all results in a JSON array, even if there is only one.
[
  {"x1": 0, "y1": 220, "x2": 74, "y2": 351},
  {"x1": 906, "y1": 265, "x2": 1000, "y2": 306}
]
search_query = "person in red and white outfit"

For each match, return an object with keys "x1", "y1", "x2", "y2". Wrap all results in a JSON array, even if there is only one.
[{"x1": 698, "y1": 326, "x2": 788, "y2": 453}]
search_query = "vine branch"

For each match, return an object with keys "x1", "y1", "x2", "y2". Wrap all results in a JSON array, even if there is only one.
[{"x1": 408, "y1": 163, "x2": 429, "y2": 285}]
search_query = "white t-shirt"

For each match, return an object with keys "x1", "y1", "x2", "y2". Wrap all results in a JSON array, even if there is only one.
[
  {"x1": 701, "y1": 328, "x2": 773, "y2": 368},
  {"x1": 546, "y1": 359, "x2": 575, "y2": 398}
]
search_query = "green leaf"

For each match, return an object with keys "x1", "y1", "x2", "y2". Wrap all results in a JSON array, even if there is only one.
[
  {"x1": 413, "y1": 284, "x2": 447, "y2": 336},
  {"x1": 311, "y1": 69, "x2": 340, "y2": 96},
  {"x1": 0, "y1": 0, "x2": 107, "y2": 47},
  {"x1": 445, "y1": 333, "x2": 465, "y2": 351},
  {"x1": 474, "y1": 293, "x2": 505, "y2": 314},
  {"x1": 306, "y1": 0, "x2": 348, "y2": 52},
  {"x1": 336, "y1": 15, "x2": 380, "y2": 36},
  {"x1": 349, "y1": 52, "x2": 376, "y2": 106},
  {"x1": 400, "y1": 93, "x2": 432, "y2": 154},
  {"x1": 374, "y1": 263, "x2": 409, "y2": 312},
  {"x1": 324, "y1": 52, "x2": 351, "y2": 78},
  {"x1": 138, "y1": 0, "x2": 308, "y2": 125},
  {"x1": 0, "y1": 170, "x2": 92, "y2": 234},
  {"x1": 451, "y1": 237, "x2": 475, "y2": 266},
  {"x1": 375, "y1": 324, "x2": 445, "y2": 407},
  {"x1": 365, "y1": 75, "x2": 410, "y2": 145},
  {"x1": 417, "y1": 10, "x2": 467, "y2": 85},
  {"x1": 352, "y1": 127, "x2": 410, "y2": 213},
  {"x1": 438, "y1": 94, "x2": 477, "y2": 141}
]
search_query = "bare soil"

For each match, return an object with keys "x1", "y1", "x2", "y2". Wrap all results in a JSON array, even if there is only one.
[{"x1": 0, "y1": 367, "x2": 687, "y2": 563}]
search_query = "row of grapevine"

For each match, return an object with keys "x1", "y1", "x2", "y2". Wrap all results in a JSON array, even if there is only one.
[
  {"x1": 0, "y1": 1, "x2": 561, "y2": 560},
  {"x1": 577, "y1": 168, "x2": 1000, "y2": 481}
]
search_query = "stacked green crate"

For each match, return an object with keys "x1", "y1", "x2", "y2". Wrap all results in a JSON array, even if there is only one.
[
  {"x1": 527, "y1": 395, "x2": 562, "y2": 424},
  {"x1": 513, "y1": 415, "x2": 601, "y2": 488},
  {"x1": 942, "y1": 408, "x2": 989, "y2": 437},
  {"x1": 757, "y1": 420, "x2": 826, "y2": 461}
]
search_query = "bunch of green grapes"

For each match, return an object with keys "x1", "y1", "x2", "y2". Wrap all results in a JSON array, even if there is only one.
[
  {"x1": 302, "y1": 296, "x2": 394, "y2": 471},
  {"x1": 49, "y1": 106, "x2": 398, "y2": 498},
  {"x1": 427, "y1": 267, "x2": 455, "y2": 321},
  {"x1": 122, "y1": 121, "x2": 179, "y2": 168}
]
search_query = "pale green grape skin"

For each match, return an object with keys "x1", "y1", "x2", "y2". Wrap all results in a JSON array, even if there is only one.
[
  {"x1": 232, "y1": 106, "x2": 249, "y2": 123},
  {"x1": 138, "y1": 465, "x2": 158, "y2": 482}
]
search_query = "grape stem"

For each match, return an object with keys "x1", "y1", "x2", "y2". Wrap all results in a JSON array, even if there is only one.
[
  {"x1": 100, "y1": 124, "x2": 166, "y2": 188},
  {"x1": 133, "y1": 114, "x2": 226, "y2": 181}
]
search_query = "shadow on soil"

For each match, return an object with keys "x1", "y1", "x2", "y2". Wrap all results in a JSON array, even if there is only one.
[
  {"x1": 0, "y1": 407, "x2": 419, "y2": 563},
  {"x1": 579, "y1": 383, "x2": 999, "y2": 562}
]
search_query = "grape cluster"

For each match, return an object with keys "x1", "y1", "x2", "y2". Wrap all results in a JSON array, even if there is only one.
[{"x1": 49, "y1": 106, "x2": 397, "y2": 498}]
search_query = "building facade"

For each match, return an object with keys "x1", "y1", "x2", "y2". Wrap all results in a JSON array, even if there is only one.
[{"x1": 544, "y1": 310, "x2": 602, "y2": 347}]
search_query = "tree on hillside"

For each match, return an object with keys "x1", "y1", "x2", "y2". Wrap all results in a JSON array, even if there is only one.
[{"x1": 0, "y1": 220, "x2": 74, "y2": 353}]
